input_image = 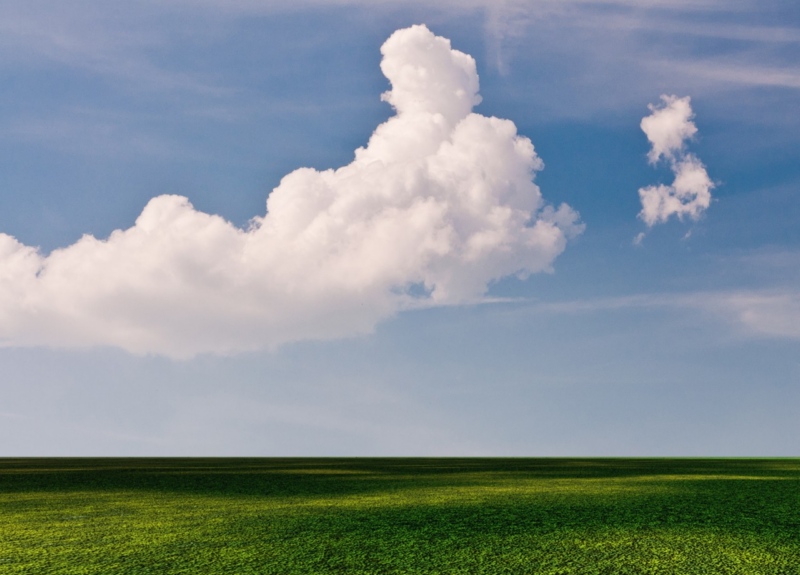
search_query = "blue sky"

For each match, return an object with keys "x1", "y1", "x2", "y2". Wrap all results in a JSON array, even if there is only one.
[{"x1": 1, "y1": 0, "x2": 798, "y2": 455}]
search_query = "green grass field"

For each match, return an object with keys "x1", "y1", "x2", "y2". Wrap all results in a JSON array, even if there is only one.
[{"x1": 1, "y1": 458, "x2": 799, "y2": 574}]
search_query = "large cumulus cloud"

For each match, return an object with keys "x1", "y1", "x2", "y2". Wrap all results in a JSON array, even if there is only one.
[{"x1": 0, "y1": 24, "x2": 583, "y2": 358}]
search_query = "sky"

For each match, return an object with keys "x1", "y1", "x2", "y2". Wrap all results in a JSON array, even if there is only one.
[{"x1": 0, "y1": 0, "x2": 798, "y2": 456}]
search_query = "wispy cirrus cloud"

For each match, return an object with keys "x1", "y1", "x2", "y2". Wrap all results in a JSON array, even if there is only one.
[
  {"x1": 661, "y1": 60, "x2": 800, "y2": 90},
  {"x1": 526, "y1": 288, "x2": 800, "y2": 341},
  {"x1": 706, "y1": 292, "x2": 800, "y2": 339},
  {"x1": 0, "y1": 3, "x2": 229, "y2": 96},
  {"x1": 2, "y1": 0, "x2": 790, "y2": 84}
]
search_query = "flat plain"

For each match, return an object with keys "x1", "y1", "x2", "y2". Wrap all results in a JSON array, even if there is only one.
[{"x1": 1, "y1": 458, "x2": 799, "y2": 574}]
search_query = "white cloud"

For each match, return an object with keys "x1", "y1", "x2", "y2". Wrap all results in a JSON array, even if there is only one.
[
  {"x1": 0, "y1": 24, "x2": 582, "y2": 359},
  {"x1": 699, "y1": 292, "x2": 800, "y2": 340},
  {"x1": 525, "y1": 288, "x2": 800, "y2": 341},
  {"x1": 637, "y1": 95, "x2": 714, "y2": 227},
  {"x1": 660, "y1": 59, "x2": 800, "y2": 90},
  {"x1": 641, "y1": 94, "x2": 696, "y2": 164}
]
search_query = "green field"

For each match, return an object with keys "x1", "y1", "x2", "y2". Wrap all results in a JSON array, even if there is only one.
[{"x1": 1, "y1": 458, "x2": 799, "y2": 574}]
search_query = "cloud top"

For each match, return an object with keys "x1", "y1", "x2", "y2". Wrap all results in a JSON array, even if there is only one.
[
  {"x1": 0, "y1": 24, "x2": 582, "y2": 358},
  {"x1": 379, "y1": 25, "x2": 481, "y2": 123},
  {"x1": 638, "y1": 95, "x2": 713, "y2": 227}
]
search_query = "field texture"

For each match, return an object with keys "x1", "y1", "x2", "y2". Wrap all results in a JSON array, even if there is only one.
[{"x1": 1, "y1": 458, "x2": 799, "y2": 574}]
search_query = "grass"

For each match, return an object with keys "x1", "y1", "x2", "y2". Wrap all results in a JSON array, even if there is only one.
[{"x1": 1, "y1": 458, "x2": 799, "y2": 574}]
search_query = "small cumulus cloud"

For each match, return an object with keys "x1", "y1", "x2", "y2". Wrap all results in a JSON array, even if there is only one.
[
  {"x1": 0, "y1": 25, "x2": 583, "y2": 359},
  {"x1": 637, "y1": 95, "x2": 714, "y2": 227}
]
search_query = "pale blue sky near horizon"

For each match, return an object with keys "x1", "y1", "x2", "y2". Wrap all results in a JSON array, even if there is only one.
[{"x1": 0, "y1": 0, "x2": 798, "y2": 456}]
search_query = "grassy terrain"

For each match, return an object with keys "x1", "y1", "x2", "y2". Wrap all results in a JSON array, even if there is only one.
[{"x1": 1, "y1": 458, "x2": 799, "y2": 574}]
